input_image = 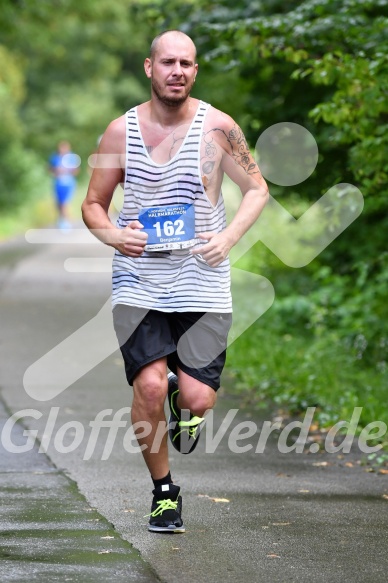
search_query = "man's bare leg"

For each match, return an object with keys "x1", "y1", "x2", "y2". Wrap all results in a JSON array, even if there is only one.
[
  {"x1": 131, "y1": 357, "x2": 170, "y2": 479},
  {"x1": 132, "y1": 358, "x2": 185, "y2": 532}
]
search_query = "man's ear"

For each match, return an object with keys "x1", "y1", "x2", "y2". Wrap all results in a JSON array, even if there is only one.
[{"x1": 144, "y1": 58, "x2": 152, "y2": 79}]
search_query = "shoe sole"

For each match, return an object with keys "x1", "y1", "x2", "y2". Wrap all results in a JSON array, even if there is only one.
[{"x1": 148, "y1": 524, "x2": 186, "y2": 533}]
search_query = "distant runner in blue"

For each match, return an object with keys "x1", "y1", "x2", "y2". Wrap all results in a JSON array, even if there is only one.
[{"x1": 49, "y1": 140, "x2": 80, "y2": 229}]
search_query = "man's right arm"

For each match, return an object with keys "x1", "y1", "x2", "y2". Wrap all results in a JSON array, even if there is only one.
[{"x1": 81, "y1": 117, "x2": 148, "y2": 257}]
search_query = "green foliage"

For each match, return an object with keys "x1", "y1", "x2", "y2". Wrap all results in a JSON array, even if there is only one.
[
  {"x1": 0, "y1": 0, "x2": 150, "y2": 211},
  {"x1": 226, "y1": 307, "x2": 388, "y2": 429},
  {"x1": 0, "y1": 143, "x2": 49, "y2": 211},
  {"x1": 0, "y1": 44, "x2": 47, "y2": 209},
  {"x1": 307, "y1": 50, "x2": 388, "y2": 203}
]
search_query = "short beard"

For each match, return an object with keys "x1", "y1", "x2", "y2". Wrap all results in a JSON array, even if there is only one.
[{"x1": 151, "y1": 78, "x2": 194, "y2": 107}]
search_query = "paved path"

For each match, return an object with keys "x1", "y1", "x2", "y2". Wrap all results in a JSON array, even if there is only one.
[
  {"x1": 0, "y1": 399, "x2": 159, "y2": 583},
  {"x1": 0, "y1": 229, "x2": 387, "y2": 582}
]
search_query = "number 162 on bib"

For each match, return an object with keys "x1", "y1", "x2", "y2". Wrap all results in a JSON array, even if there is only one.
[{"x1": 138, "y1": 203, "x2": 196, "y2": 251}]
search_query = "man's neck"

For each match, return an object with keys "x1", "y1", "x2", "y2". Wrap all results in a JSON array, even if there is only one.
[{"x1": 147, "y1": 96, "x2": 198, "y2": 130}]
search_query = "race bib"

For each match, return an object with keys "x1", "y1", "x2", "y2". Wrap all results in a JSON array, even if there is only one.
[{"x1": 139, "y1": 203, "x2": 196, "y2": 251}]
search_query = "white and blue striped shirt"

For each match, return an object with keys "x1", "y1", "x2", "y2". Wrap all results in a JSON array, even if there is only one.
[{"x1": 112, "y1": 100, "x2": 232, "y2": 312}]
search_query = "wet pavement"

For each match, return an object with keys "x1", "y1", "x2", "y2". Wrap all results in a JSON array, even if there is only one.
[
  {"x1": 0, "y1": 228, "x2": 388, "y2": 582},
  {"x1": 0, "y1": 399, "x2": 159, "y2": 582}
]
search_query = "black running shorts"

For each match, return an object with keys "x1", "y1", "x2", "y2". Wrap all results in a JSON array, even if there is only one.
[{"x1": 113, "y1": 305, "x2": 232, "y2": 391}]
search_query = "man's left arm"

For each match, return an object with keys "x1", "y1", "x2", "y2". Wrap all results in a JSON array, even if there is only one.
[{"x1": 192, "y1": 118, "x2": 269, "y2": 267}]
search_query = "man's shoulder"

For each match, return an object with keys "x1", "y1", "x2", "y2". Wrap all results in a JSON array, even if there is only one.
[
  {"x1": 205, "y1": 106, "x2": 241, "y2": 150},
  {"x1": 206, "y1": 106, "x2": 236, "y2": 133},
  {"x1": 97, "y1": 114, "x2": 127, "y2": 156},
  {"x1": 106, "y1": 114, "x2": 126, "y2": 136},
  {"x1": 105, "y1": 102, "x2": 145, "y2": 137}
]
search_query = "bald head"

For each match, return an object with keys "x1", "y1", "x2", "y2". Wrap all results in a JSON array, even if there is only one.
[
  {"x1": 150, "y1": 30, "x2": 197, "y2": 63},
  {"x1": 145, "y1": 30, "x2": 198, "y2": 107}
]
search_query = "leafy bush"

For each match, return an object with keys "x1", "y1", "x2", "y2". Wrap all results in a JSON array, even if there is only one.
[{"x1": 0, "y1": 143, "x2": 48, "y2": 211}]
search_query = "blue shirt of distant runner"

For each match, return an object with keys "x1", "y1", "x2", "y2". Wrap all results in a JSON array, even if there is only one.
[{"x1": 49, "y1": 152, "x2": 78, "y2": 205}]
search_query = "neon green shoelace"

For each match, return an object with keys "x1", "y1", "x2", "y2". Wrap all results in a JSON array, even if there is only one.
[
  {"x1": 145, "y1": 498, "x2": 178, "y2": 518},
  {"x1": 172, "y1": 416, "x2": 204, "y2": 442}
]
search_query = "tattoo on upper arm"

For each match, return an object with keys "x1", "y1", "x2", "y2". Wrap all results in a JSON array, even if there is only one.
[
  {"x1": 202, "y1": 161, "x2": 215, "y2": 174},
  {"x1": 201, "y1": 133, "x2": 219, "y2": 190},
  {"x1": 202, "y1": 125, "x2": 261, "y2": 177},
  {"x1": 227, "y1": 125, "x2": 260, "y2": 175}
]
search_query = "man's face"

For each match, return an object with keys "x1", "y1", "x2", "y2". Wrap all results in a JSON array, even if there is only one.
[{"x1": 145, "y1": 34, "x2": 198, "y2": 107}]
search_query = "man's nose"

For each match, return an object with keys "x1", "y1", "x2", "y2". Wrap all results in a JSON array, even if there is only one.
[{"x1": 172, "y1": 62, "x2": 183, "y2": 76}]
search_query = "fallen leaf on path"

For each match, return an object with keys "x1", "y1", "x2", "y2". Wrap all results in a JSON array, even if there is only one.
[
  {"x1": 345, "y1": 462, "x2": 354, "y2": 468},
  {"x1": 312, "y1": 461, "x2": 329, "y2": 467},
  {"x1": 124, "y1": 509, "x2": 135, "y2": 513},
  {"x1": 382, "y1": 494, "x2": 388, "y2": 500},
  {"x1": 307, "y1": 434, "x2": 324, "y2": 441},
  {"x1": 267, "y1": 554, "x2": 281, "y2": 558},
  {"x1": 197, "y1": 494, "x2": 230, "y2": 503},
  {"x1": 378, "y1": 469, "x2": 388, "y2": 475}
]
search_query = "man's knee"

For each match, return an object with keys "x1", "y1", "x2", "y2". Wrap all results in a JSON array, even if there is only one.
[
  {"x1": 133, "y1": 365, "x2": 168, "y2": 414},
  {"x1": 179, "y1": 386, "x2": 216, "y2": 417}
]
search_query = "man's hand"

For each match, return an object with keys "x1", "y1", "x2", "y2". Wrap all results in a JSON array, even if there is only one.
[
  {"x1": 115, "y1": 220, "x2": 148, "y2": 257},
  {"x1": 191, "y1": 231, "x2": 232, "y2": 267}
]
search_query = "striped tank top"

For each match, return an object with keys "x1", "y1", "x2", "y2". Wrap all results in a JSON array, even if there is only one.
[{"x1": 112, "y1": 100, "x2": 232, "y2": 313}]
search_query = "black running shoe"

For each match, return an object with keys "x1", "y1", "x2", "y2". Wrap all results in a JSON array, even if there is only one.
[
  {"x1": 146, "y1": 483, "x2": 185, "y2": 533},
  {"x1": 167, "y1": 372, "x2": 205, "y2": 455}
]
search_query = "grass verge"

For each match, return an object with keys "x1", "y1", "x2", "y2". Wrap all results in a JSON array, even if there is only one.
[{"x1": 225, "y1": 312, "x2": 388, "y2": 452}]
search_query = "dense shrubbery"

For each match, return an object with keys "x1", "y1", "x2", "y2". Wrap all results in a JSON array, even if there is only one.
[{"x1": 227, "y1": 236, "x2": 388, "y2": 429}]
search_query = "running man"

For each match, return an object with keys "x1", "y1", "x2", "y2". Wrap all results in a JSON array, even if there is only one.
[
  {"x1": 49, "y1": 140, "x2": 80, "y2": 229},
  {"x1": 82, "y1": 30, "x2": 269, "y2": 533}
]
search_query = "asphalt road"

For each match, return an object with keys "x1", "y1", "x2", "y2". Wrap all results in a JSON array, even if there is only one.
[{"x1": 0, "y1": 227, "x2": 387, "y2": 583}]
